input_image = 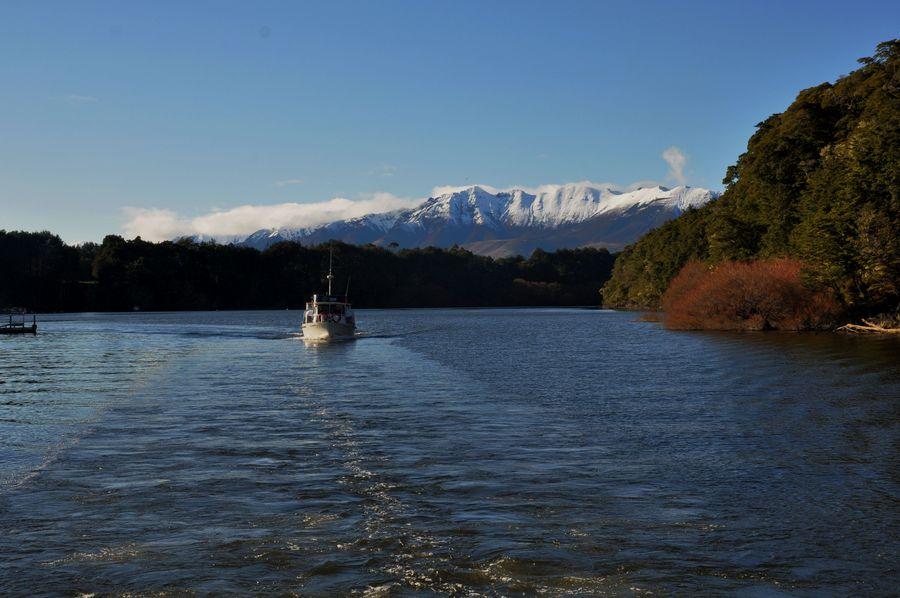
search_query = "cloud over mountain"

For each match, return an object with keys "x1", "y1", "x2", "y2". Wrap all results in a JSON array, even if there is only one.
[
  {"x1": 122, "y1": 193, "x2": 419, "y2": 242},
  {"x1": 662, "y1": 146, "x2": 688, "y2": 186}
]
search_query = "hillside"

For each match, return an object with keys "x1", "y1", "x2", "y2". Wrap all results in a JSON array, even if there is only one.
[{"x1": 602, "y1": 40, "x2": 900, "y2": 318}]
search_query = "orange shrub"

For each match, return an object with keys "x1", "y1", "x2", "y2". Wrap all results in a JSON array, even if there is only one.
[{"x1": 662, "y1": 259, "x2": 843, "y2": 331}]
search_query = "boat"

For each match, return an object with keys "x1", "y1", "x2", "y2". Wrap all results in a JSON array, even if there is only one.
[
  {"x1": 1, "y1": 310, "x2": 37, "y2": 335},
  {"x1": 301, "y1": 252, "x2": 356, "y2": 341}
]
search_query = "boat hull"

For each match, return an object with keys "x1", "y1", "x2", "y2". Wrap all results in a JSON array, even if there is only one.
[{"x1": 301, "y1": 321, "x2": 356, "y2": 340}]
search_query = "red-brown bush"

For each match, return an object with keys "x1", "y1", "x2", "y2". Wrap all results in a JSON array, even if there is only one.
[{"x1": 662, "y1": 259, "x2": 843, "y2": 331}]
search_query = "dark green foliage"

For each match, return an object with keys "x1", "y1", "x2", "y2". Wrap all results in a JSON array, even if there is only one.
[
  {"x1": 0, "y1": 230, "x2": 84, "y2": 311},
  {"x1": 600, "y1": 207, "x2": 712, "y2": 308},
  {"x1": 0, "y1": 231, "x2": 616, "y2": 311},
  {"x1": 603, "y1": 40, "x2": 900, "y2": 315}
]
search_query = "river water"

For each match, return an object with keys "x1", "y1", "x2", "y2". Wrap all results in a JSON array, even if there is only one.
[{"x1": 1, "y1": 309, "x2": 898, "y2": 595}]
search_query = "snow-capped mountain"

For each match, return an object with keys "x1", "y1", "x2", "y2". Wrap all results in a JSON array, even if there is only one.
[{"x1": 238, "y1": 183, "x2": 718, "y2": 257}]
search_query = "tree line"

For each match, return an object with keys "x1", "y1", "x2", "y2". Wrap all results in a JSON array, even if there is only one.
[
  {"x1": 602, "y1": 40, "x2": 900, "y2": 325},
  {"x1": 0, "y1": 231, "x2": 616, "y2": 312}
]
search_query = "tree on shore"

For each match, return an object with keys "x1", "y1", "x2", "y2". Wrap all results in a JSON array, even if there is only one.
[{"x1": 662, "y1": 259, "x2": 842, "y2": 331}]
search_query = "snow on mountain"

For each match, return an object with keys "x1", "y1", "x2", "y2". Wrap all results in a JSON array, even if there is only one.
[
  {"x1": 236, "y1": 183, "x2": 718, "y2": 256},
  {"x1": 406, "y1": 183, "x2": 713, "y2": 229}
]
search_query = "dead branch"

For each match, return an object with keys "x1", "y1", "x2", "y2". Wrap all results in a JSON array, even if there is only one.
[{"x1": 836, "y1": 321, "x2": 900, "y2": 334}]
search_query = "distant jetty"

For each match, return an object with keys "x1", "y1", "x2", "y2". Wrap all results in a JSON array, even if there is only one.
[{"x1": 1, "y1": 310, "x2": 37, "y2": 335}]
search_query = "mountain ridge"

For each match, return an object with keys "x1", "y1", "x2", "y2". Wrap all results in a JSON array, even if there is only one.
[{"x1": 231, "y1": 183, "x2": 718, "y2": 257}]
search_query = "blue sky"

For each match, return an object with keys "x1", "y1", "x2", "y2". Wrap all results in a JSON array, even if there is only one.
[{"x1": 1, "y1": 0, "x2": 897, "y2": 242}]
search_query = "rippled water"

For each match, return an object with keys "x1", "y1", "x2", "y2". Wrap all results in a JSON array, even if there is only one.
[{"x1": 1, "y1": 309, "x2": 898, "y2": 595}]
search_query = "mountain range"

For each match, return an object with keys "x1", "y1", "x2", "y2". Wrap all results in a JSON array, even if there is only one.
[{"x1": 233, "y1": 183, "x2": 718, "y2": 257}]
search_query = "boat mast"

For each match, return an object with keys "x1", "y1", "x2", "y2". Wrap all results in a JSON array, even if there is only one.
[{"x1": 326, "y1": 249, "x2": 334, "y2": 296}]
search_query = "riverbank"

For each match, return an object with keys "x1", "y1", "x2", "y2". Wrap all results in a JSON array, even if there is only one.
[{"x1": 627, "y1": 308, "x2": 900, "y2": 335}]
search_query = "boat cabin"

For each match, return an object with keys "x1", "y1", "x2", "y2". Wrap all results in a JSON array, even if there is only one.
[{"x1": 304, "y1": 295, "x2": 355, "y2": 325}]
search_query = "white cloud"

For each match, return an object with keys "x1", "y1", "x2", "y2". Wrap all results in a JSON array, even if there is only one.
[
  {"x1": 122, "y1": 193, "x2": 418, "y2": 242},
  {"x1": 662, "y1": 146, "x2": 688, "y2": 186},
  {"x1": 274, "y1": 178, "x2": 304, "y2": 188},
  {"x1": 121, "y1": 208, "x2": 184, "y2": 241},
  {"x1": 64, "y1": 93, "x2": 99, "y2": 104},
  {"x1": 369, "y1": 163, "x2": 398, "y2": 177}
]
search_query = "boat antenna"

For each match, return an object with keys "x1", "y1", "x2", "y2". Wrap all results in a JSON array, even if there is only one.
[
  {"x1": 345, "y1": 276, "x2": 351, "y2": 298},
  {"x1": 327, "y1": 248, "x2": 334, "y2": 296}
]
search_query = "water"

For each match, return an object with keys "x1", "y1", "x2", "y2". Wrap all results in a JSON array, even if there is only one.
[{"x1": 1, "y1": 309, "x2": 898, "y2": 595}]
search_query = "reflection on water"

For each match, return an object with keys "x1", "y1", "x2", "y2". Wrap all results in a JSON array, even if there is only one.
[{"x1": 0, "y1": 310, "x2": 898, "y2": 594}]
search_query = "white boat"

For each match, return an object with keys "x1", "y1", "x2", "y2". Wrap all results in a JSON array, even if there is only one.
[{"x1": 301, "y1": 252, "x2": 357, "y2": 341}]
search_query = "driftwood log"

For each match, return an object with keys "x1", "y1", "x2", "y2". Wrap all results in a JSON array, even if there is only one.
[{"x1": 836, "y1": 319, "x2": 900, "y2": 334}]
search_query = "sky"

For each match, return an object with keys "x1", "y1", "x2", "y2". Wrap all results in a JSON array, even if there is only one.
[{"x1": 1, "y1": 0, "x2": 898, "y2": 243}]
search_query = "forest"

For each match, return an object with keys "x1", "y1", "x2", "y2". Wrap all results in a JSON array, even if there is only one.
[
  {"x1": 0, "y1": 231, "x2": 615, "y2": 312},
  {"x1": 602, "y1": 40, "x2": 900, "y2": 328}
]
